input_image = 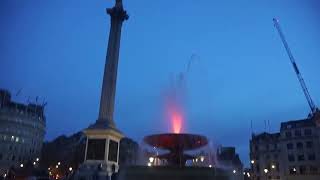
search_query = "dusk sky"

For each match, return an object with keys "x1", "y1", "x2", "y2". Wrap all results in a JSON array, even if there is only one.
[{"x1": 1, "y1": 0, "x2": 320, "y2": 165}]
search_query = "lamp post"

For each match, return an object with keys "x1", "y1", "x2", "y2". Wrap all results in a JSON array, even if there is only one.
[{"x1": 264, "y1": 168, "x2": 268, "y2": 180}]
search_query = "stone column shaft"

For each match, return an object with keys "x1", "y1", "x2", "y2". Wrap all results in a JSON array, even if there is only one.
[{"x1": 96, "y1": 2, "x2": 128, "y2": 129}]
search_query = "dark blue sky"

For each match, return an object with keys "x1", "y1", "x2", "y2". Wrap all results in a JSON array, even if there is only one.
[{"x1": 1, "y1": 0, "x2": 320, "y2": 165}]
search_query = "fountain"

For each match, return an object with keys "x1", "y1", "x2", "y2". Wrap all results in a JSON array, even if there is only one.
[{"x1": 144, "y1": 133, "x2": 208, "y2": 166}]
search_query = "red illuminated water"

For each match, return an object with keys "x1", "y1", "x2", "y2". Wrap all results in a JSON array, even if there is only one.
[{"x1": 166, "y1": 100, "x2": 184, "y2": 134}]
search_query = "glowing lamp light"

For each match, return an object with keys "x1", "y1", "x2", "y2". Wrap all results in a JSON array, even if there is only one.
[
  {"x1": 149, "y1": 157, "x2": 154, "y2": 163},
  {"x1": 33, "y1": 162, "x2": 36, "y2": 165},
  {"x1": 57, "y1": 162, "x2": 61, "y2": 165},
  {"x1": 251, "y1": 160, "x2": 255, "y2": 164},
  {"x1": 200, "y1": 156, "x2": 204, "y2": 162},
  {"x1": 56, "y1": 165, "x2": 58, "y2": 169},
  {"x1": 233, "y1": 170, "x2": 236, "y2": 174},
  {"x1": 36, "y1": 158, "x2": 39, "y2": 162},
  {"x1": 3, "y1": 174, "x2": 7, "y2": 178},
  {"x1": 264, "y1": 169, "x2": 268, "y2": 174},
  {"x1": 69, "y1": 167, "x2": 73, "y2": 171},
  {"x1": 247, "y1": 172, "x2": 250, "y2": 177},
  {"x1": 272, "y1": 165, "x2": 276, "y2": 169},
  {"x1": 243, "y1": 172, "x2": 246, "y2": 175},
  {"x1": 48, "y1": 167, "x2": 51, "y2": 170},
  {"x1": 20, "y1": 164, "x2": 24, "y2": 168},
  {"x1": 209, "y1": 165, "x2": 212, "y2": 168},
  {"x1": 293, "y1": 168, "x2": 296, "y2": 172},
  {"x1": 147, "y1": 162, "x2": 152, "y2": 167}
]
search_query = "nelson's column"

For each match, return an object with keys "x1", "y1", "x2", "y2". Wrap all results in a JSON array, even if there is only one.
[{"x1": 76, "y1": 0, "x2": 128, "y2": 179}]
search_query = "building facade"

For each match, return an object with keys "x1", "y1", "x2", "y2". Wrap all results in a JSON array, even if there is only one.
[
  {"x1": 0, "y1": 89, "x2": 46, "y2": 175},
  {"x1": 250, "y1": 112, "x2": 320, "y2": 180}
]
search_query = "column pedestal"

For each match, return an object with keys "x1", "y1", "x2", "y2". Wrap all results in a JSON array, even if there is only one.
[{"x1": 75, "y1": 129, "x2": 123, "y2": 179}]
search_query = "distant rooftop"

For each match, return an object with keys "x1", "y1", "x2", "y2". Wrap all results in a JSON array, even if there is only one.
[
  {"x1": 280, "y1": 118, "x2": 315, "y2": 131},
  {"x1": 0, "y1": 89, "x2": 45, "y2": 118},
  {"x1": 251, "y1": 132, "x2": 280, "y2": 142}
]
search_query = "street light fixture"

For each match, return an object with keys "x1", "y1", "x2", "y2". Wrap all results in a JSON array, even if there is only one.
[
  {"x1": 20, "y1": 164, "x2": 24, "y2": 168},
  {"x1": 271, "y1": 165, "x2": 275, "y2": 169},
  {"x1": 251, "y1": 160, "x2": 255, "y2": 164},
  {"x1": 200, "y1": 156, "x2": 204, "y2": 162},
  {"x1": 264, "y1": 168, "x2": 268, "y2": 174},
  {"x1": 293, "y1": 168, "x2": 296, "y2": 172},
  {"x1": 233, "y1": 170, "x2": 236, "y2": 174}
]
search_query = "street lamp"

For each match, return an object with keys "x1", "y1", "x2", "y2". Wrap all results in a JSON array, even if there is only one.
[
  {"x1": 200, "y1": 156, "x2": 204, "y2": 162},
  {"x1": 264, "y1": 168, "x2": 269, "y2": 180},
  {"x1": 233, "y1": 170, "x2": 236, "y2": 174},
  {"x1": 69, "y1": 167, "x2": 73, "y2": 172},
  {"x1": 264, "y1": 168, "x2": 268, "y2": 173},
  {"x1": 20, "y1": 164, "x2": 24, "y2": 168},
  {"x1": 36, "y1": 158, "x2": 39, "y2": 162},
  {"x1": 271, "y1": 165, "x2": 275, "y2": 169},
  {"x1": 251, "y1": 160, "x2": 255, "y2": 164}
]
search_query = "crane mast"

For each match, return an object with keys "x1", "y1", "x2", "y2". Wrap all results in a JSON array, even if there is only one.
[{"x1": 273, "y1": 18, "x2": 317, "y2": 116}]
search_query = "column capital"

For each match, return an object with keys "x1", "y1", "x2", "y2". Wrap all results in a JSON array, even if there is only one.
[{"x1": 107, "y1": 6, "x2": 129, "y2": 21}]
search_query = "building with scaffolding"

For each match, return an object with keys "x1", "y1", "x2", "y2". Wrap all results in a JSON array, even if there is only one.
[{"x1": 0, "y1": 89, "x2": 46, "y2": 175}]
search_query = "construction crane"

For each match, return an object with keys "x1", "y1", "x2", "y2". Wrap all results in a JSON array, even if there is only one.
[{"x1": 273, "y1": 18, "x2": 318, "y2": 116}]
